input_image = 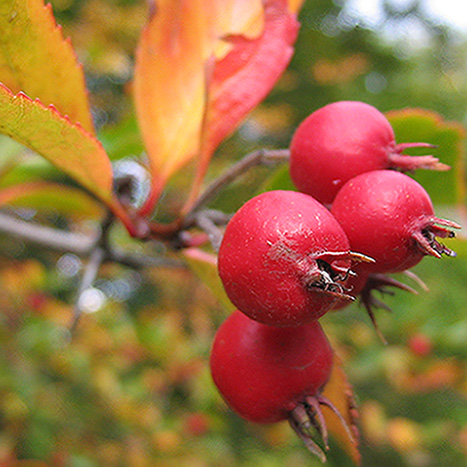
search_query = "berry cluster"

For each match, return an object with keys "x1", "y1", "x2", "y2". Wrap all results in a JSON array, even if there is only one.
[{"x1": 210, "y1": 101, "x2": 460, "y2": 460}]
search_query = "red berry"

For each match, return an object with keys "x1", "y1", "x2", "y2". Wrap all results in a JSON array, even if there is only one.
[
  {"x1": 408, "y1": 333, "x2": 433, "y2": 357},
  {"x1": 331, "y1": 170, "x2": 460, "y2": 274},
  {"x1": 290, "y1": 101, "x2": 446, "y2": 205},
  {"x1": 184, "y1": 412, "x2": 210, "y2": 436},
  {"x1": 210, "y1": 310, "x2": 348, "y2": 460},
  {"x1": 26, "y1": 292, "x2": 48, "y2": 312},
  {"x1": 210, "y1": 310, "x2": 333, "y2": 423},
  {"x1": 218, "y1": 190, "x2": 361, "y2": 327}
]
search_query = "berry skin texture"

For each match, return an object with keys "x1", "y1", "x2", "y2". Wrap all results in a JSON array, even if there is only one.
[
  {"x1": 210, "y1": 310, "x2": 333, "y2": 424},
  {"x1": 331, "y1": 170, "x2": 460, "y2": 274},
  {"x1": 210, "y1": 310, "x2": 346, "y2": 460},
  {"x1": 218, "y1": 190, "x2": 358, "y2": 327},
  {"x1": 289, "y1": 101, "x2": 446, "y2": 205}
]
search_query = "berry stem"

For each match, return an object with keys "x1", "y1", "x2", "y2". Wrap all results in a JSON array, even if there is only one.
[
  {"x1": 190, "y1": 209, "x2": 233, "y2": 251},
  {"x1": 184, "y1": 149, "x2": 290, "y2": 218}
]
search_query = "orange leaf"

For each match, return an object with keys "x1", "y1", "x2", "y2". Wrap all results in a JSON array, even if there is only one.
[
  {"x1": 0, "y1": 0, "x2": 94, "y2": 133},
  {"x1": 0, "y1": 84, "x2": 136, "y2": 234},
  {"x1": 134, "y1": 0, "x2": 300, "y2": 215},
  {"x1": 134, "y1": 0, "x2": 209, "y2": 201},
  {"x1": 322, "y1": 355, "x2": 361, "y2": 465},
  {"x1": 202, "y1": 0, "x2": 299, "y2": 161}
]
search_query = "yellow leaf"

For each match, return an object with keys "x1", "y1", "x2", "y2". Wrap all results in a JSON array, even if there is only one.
[
  {"x1": 0, "y1": 85, "x2": 137, "y2": 234},
  {"x1": 0, "y1": 0, "x2": 94, "y2": 133},
  {"x1": 0, "y1": 85, "x2": 110, "y2": 201},
  {"x1": 183, "y1": 247, "x2": 234, "y2": 312},
  {"x1": 322, "y1": 355, "x2": 361, "y2": 465}
]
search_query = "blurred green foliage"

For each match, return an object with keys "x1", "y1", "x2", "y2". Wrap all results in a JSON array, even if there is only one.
[{"x1": 0, "y1": 0, "x2": 465, "y2": 465}]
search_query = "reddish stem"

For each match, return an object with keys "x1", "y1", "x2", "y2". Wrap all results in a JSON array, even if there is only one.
[
  {"x1": 138, "y1": 176, "x2": 166, "y2": 218},
  {"x1": 389, "y1": 142, "x2": 450, "y2": 171}
]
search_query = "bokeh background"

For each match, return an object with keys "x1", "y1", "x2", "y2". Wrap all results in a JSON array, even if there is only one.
[{"x1": 0, "y1": 0, "x2": 465, "y2": 465}]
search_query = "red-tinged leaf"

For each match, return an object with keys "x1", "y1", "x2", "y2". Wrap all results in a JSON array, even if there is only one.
[
  {"x1": 183, "y1": 247, "x2": 234, "y2": 312},
  {"x1": 134, "y1": 0, "x2": 300, "y2": 215},
  {"x1": 0, "y1": 0, "x2": 94, "y2": 133},
  {"x1": 0, "y1": 181, "x2": 104, "y2": 219},
  {"x1": 321, "y1": 355, "x2": 361, "y2": 465},
  {"x1": 0, "y1": 84, "x2": 110, "y2": 199},
  {"x1": 0, "y1": 85, "x2": 138, "y2": 234},
  {"x1": 202, "y1": 0, "x2": 299, "y2": 160}
]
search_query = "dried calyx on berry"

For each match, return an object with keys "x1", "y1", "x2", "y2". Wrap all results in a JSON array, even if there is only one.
[
  {"x1": 414, "y1": 217, "x2": 460, "y2": 258},
  {"x1": 290, "y1": 100, "x2": 449, "y2": 205},
  {"x1": 210, "y1": 310, "x2": 357, "y2": 462},
  {"x1": 218, "y1": 190, "x2": 371, "y2": 326},
  {"x1": 331, "y1": 170, "x2": 461, "y2": 275},
  {"x1": 289, "y1": 392, "x2": 356, "y2": 462}
]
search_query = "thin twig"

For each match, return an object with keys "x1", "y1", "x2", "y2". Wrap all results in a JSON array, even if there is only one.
[
  {"x1": 0, "y1": 210, "x2": 184, "y2": 269},
  {"x1": 0, "y1": 210, "x2": 96, "y2": 254},
  {"x1": 71, "y1": 246, "x2": 106, "y2": 331},
  {"x1": 185, "y1": 148, "x2": 290, "y2": 218},
  {"x1": 109, "y1": 249, "x2": 184, "y2": 269},
  {"x1": 191, "y1": 209, "x2": 232, "y2": 252},
  {"x1": 71, "y1": 212, "x2": 115, "y2": 329}
]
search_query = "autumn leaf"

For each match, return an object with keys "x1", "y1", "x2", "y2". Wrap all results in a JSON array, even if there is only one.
[
  {"x1": 321, "y1": 355, "x2": 361, "y2": 465},
  {"x1": 192, "y1": 0, "x2": 300, "y2": 196},
  {"x1": 0, "y1": 84, "x2": 137, "y2": 234},
  {"x1": 134, "y1": 0, "x2": 301, "y2": 215},
  {"x1": 0, "y1": 0, "x2": 94, "y2": 133}
]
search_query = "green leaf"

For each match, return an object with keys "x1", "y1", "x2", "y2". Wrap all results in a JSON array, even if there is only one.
[
  {"x1": 99, "y1": 115, "x2": 145, "y2": 161},
  {"x1": 257, "y1": 164, "x2": 296, "y2": 194},
  {"x1": 0, "y1": 0, "x2": 94, "y2": 133},
  {"x1": 0, "y1": 84, "x2": 113, "y2": 207},
  {"x1": 0, "y1": 155, "x2": 62, "y2": 187},
  {"x1": 0, "y1": 181, "x2": 104, "y2": 219},
  {"x1": 0, "y1": 84, "x2": 139, "y2": 236},
  {"x1": 444, "y1": 235, "x2": 467, "y2": 259},
  {"x1": 387, "y1": 109, "x2": 466, "y2": 208},
  {"x1": 183, "y1": 247, "x2": 234, "y2": 312}
]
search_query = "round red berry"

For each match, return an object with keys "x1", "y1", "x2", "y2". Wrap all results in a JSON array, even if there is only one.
[
  {"x1": 331, "y1": 170, "x2": 459, "y2": 274},
  {"x1": 290, "y1": 101, "x2": 445, "y2": 205},
  {"x1": 210, "y1": 310, "x2": 334, "y2": 424},
  {"x1": 218, "y1": 190, "x2": 357, "y2": 326}
]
